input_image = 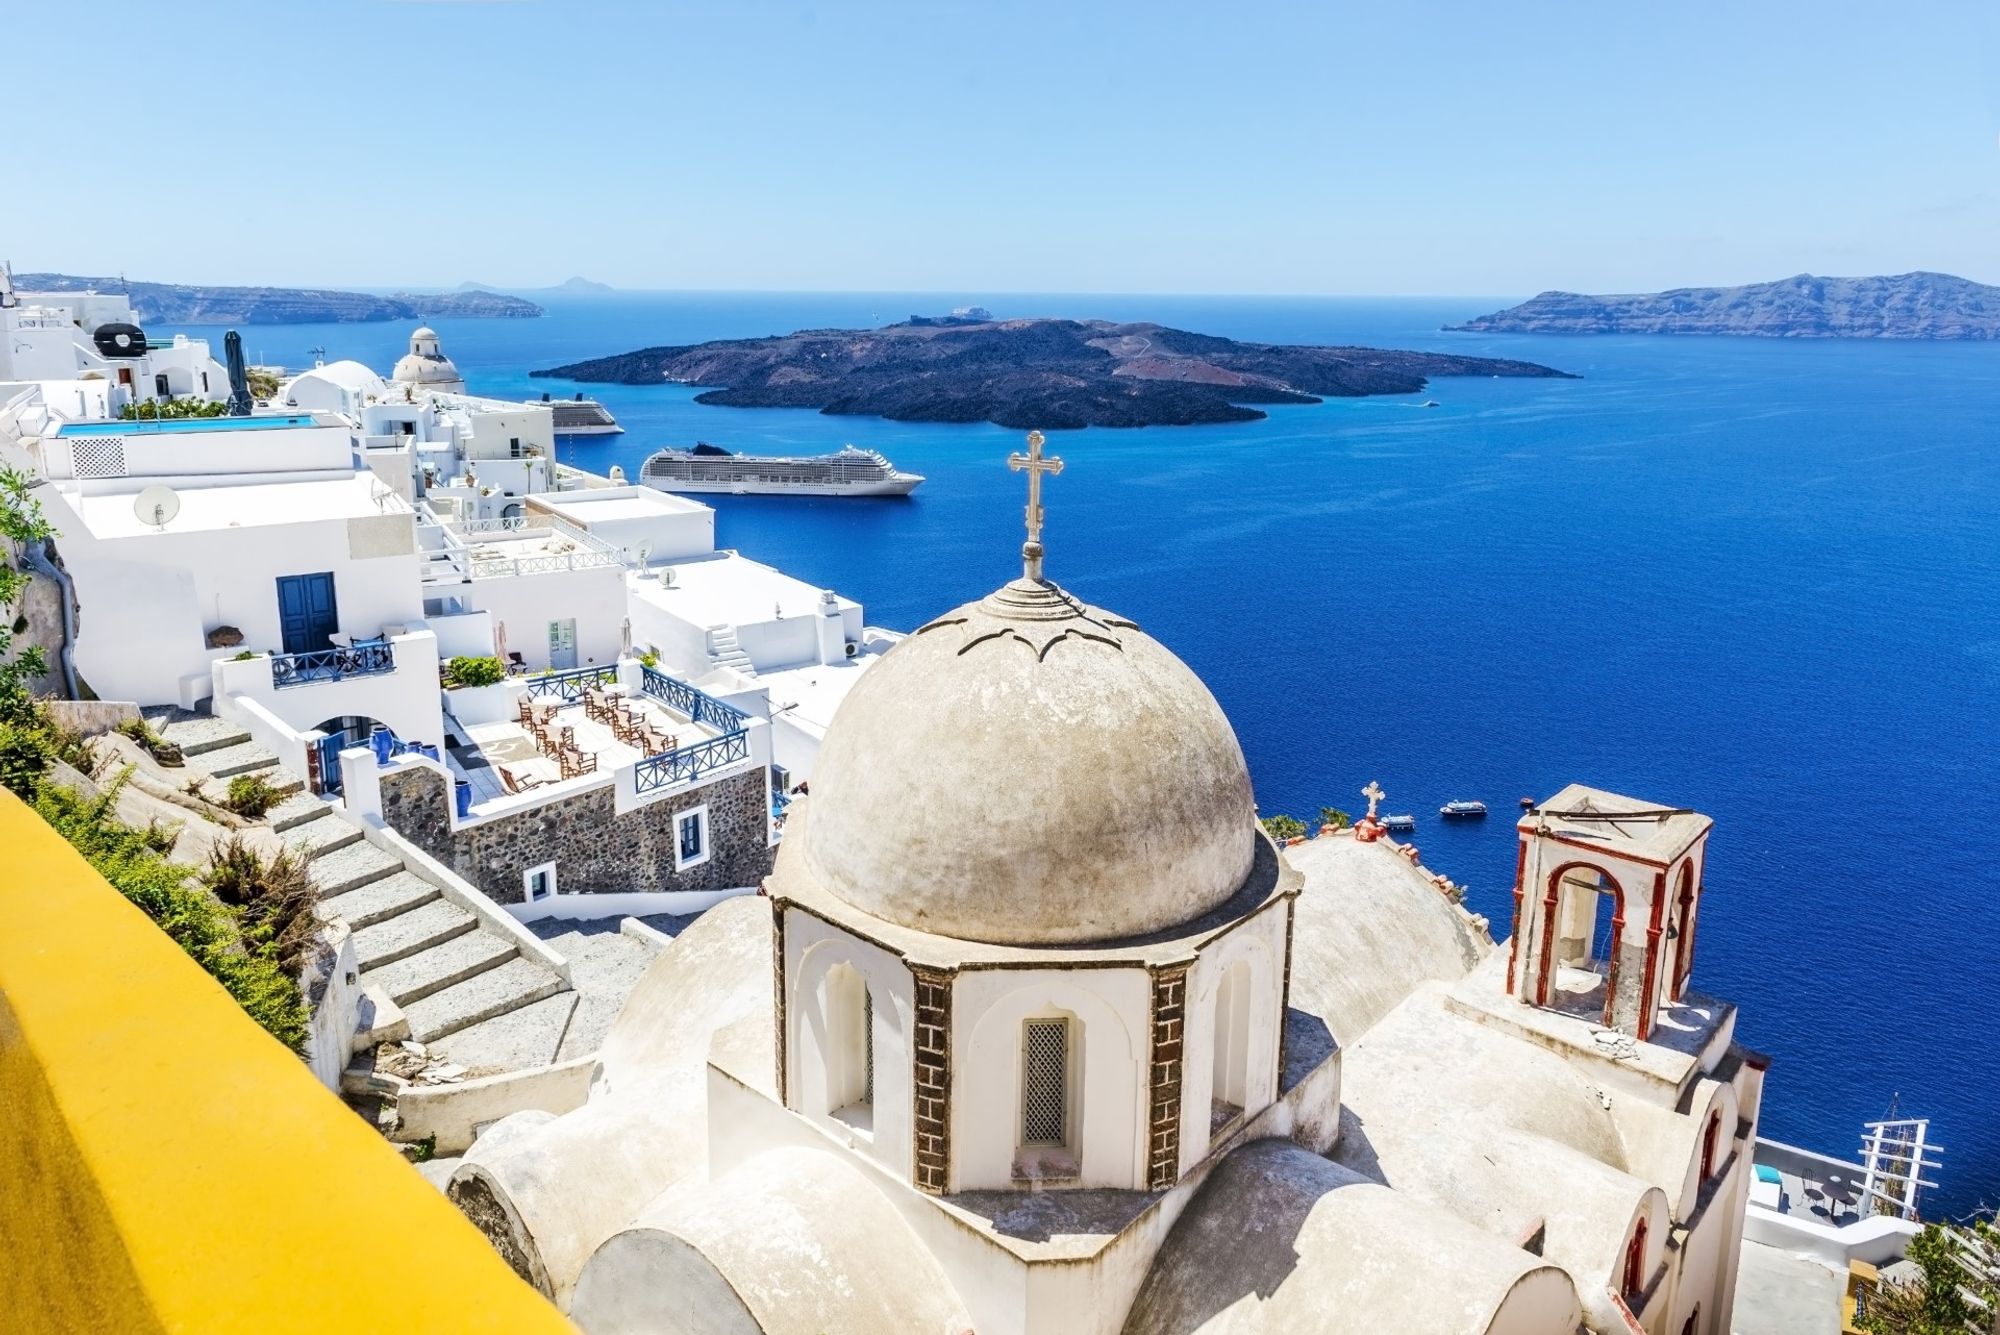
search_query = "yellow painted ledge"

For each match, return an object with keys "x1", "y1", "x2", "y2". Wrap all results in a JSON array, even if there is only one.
[{"x1": 0, "y1": 788, "x2": 573, "y2": 1333}]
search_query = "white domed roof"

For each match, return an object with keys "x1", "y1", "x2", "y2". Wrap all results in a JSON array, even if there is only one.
[
  {"x1": 393, "y1": 324, "x2": 463, "y2": 386},
  {"x1": 796, "y1": 577, "x2": 1258, "y2": 945}
]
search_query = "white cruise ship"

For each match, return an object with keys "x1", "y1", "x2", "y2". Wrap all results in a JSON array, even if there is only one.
[
  {"x1": 532, "y1": 392, "x2": 623, "y2": 435},
  {"x1": 639, "y1": 443, "x2": 923, "y2": 497}
]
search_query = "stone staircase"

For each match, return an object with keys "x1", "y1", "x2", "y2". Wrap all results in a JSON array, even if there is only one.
[
  {"x1": 706, "y1": 623, "x2": 755, "y2": 673},
  {"x1": 143, "y1": 707, "x2": 306, "y2": 802},
  {"x1": 149, "y1": 707, "x2": 571, "y2": 1051}
]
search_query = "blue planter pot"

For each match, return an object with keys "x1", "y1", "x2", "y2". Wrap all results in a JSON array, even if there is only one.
[
  {"x1": 454, "y1": 780, "x2": 473, "y2": 820},
  {"x1": 370, "y1": 727, "x2": 393, "y2": 764}
]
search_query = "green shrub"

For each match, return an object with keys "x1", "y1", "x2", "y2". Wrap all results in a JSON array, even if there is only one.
[
  {"x1": 34, "y1": 783, "x2": 308, "y2": 1054},
  {"x1": 443, "y1": 654, "x2": 506, "y2": 689},
  {"x1": 1260, "y1": 813, "x2": 1307, "y2": 842},
  {"x1": 118, "y1": 397, "x2": 230, "y2": 421},
  {"x1": 206, "y1": 837, "x2": 319, "y2": 980},
  {"x1": 0, "y1": 716, "x2": 58, "y2": 798},
  {"x1": 1318, "y1": 807, "x2": 1351, "y2": 831},
  {"x1": 224, "y1": 772, "x2": 281, "y2": 818},
  {"x1": 637, "y1": 649, "x2": 659, "y2": 668},
  {"x1": 231, "y1": 649, "x2": 261, "y2": 661}
]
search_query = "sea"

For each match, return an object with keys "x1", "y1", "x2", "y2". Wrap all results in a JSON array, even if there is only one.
[{"x1": 196, "y1": 292, "x2": 2000, "y2": 1218}]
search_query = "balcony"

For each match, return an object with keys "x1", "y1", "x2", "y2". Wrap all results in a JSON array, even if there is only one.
[{"x1": 270, "y1": 639, "x2": 395, "y2": 688}]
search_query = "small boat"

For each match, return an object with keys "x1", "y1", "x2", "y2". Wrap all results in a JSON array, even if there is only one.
[
  {"x1": 1439, "y1": 800, "x2": 1488, "y2": 819},
  {"x1": 1420, "y1": 399, "x2": 1440, "y2": 408},
  {"x1": 1383, "y1": 814, "x2": 1416, "y2": 832}
]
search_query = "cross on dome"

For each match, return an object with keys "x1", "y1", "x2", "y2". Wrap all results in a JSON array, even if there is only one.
[
  {"x1": 1362, "y1": 780, "x2": 1385, "y2": 822},
  {"x1": 1007, "y1": 429, "x2": 1064, "y2": 583}
]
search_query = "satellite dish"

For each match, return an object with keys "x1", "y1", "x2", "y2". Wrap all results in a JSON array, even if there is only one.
[
  {"x1": 133, "y1": 485, "x2": 180, "y2": 529},
  {"x1": 658, "y1": 567, "x2": 676, "y2": 587}
]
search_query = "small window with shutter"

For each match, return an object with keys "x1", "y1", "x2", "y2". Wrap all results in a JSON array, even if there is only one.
[{"x1": 1021, "y1": 1018, "x2": 1068, "y2": 1146}]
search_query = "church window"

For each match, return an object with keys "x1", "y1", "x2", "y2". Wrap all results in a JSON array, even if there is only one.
[
  {"x1": 1021, "y1": 1018, "x2": 1069, "y2": 1145},
  {"x1": 1210, "y1": 962, "x2": 1252, "y2": 1137},
  {"x1": 1700, "y1": 1110, "x2": 1722, "y2": 1181},
  {"x1": 825, "y1": 963, "x2": 872, "y2": 1130},
  {"x1": 675, "y1": 805, "x2": 710, "y2": 870}
]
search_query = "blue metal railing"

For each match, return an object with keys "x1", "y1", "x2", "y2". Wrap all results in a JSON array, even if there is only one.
[
  {"x1": 271, "y1": 640, "x2": 395, "y2": 688},
  {"x1": 522, "y1": 664, "x2": 617, "y2": 703},
  {"x1": 633, "y1": 729, "x2": 751, "y2": 795},
  {"x1": 640, "y1": 665, "x2": 748, "y2": 731}
]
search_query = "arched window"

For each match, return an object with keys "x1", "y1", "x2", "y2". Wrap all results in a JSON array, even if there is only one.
[
  {"x1": 1700, "y1": 1109, "x2": 1722, "y2": 1181},
  {"x1": 1210, "y1": 961, "x2": 1252, "y2": 1138},
  {"x1": 1623, "y1": 1217, "x2": 1649, "y2": 1298},
  {"x1": 1671, "y1": 863, "x2": 1696, "y2": 1000},
  {"x1": 824, "y1": 963, "x2": 873, "y2": 1130}
]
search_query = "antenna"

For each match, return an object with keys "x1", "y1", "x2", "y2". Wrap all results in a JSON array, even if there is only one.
[
  {"x1": 133, "y1": 485, "x2": 181, "y2": 530},
  {"x1": 309, "y1": 345, "x2": 327, "y2": 368}
]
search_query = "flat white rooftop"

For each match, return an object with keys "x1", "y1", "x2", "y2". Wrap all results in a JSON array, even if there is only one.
[
  {"x1": 65, "y1": 472, "x2": 406, "y2": 539},
  {"x1": 755, "y1": 657, "x2": 880, "y2": 739},
  {"x1": 627, "y1": 550, "x2": 856, "y2": 628},
  {"x1": 531, "y1": 486, "x2": 711, "y2": 522}
]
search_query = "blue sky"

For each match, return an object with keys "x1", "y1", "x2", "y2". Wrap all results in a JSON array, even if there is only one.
[{"x1": 13, "y1": 1, "x2": 2000, "y2": 294}]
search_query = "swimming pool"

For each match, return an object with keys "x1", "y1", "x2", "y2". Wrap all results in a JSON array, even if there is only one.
[{"x1": 56, "y1": 414, "x2": 320, "y2": 436}]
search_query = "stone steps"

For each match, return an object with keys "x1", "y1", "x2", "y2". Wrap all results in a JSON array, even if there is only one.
[
  {"x1": 306, "y1": 840, "x2": 404, "y2": 897},
  {"x1": 318, "y1": 871, "x2": 440, "y2": 930},
  {"x1": 361, "y1": 932, "x2": 519, "y2": 1007},
  {"x1": 142, "y1": 708, "x2": 251, "y2": 757},
  {"x1": 352, "y1": 899, "x2": 479, "y2": 971},
  {"x1": 185, "y1": 740, "x2": 282, "y2": 780},
  {"x1": 283, "y1": 813, "x2": 364, "y2": 860},
  {"x1": 267, "y1": 791, "x2": 335, "y2": 833},
  {"x1": 401, "y1": 957, "x2": 566, "y2": 1045}
]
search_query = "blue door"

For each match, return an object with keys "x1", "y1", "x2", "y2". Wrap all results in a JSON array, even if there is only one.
[{"x1": 277, "y1": 573, "x2": 339, "y2": 654}]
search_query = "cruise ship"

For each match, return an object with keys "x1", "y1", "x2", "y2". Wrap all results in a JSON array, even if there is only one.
[
  {"x1": 639, "y1": 443, "x2": 923, "y2": 497},
  {"x1": 532, "y1": 392, "x2": 622, "y2": 435}
]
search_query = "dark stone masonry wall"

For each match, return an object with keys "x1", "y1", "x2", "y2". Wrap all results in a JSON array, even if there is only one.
[{"x1": 379, "y1": 763, "x2": 774, "y2": 904}]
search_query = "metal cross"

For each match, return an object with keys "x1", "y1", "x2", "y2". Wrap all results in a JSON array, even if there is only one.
[
  {"x1": 1007, "y1": 429, "x2": 1064, "y2": 582},
  {"x1": 1361, "y1": 780, "x2": 1385, "y2": 822}
]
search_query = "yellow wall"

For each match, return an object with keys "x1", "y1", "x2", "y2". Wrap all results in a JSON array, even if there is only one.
[{"x1": 0, "y1": 788, "x2": 573, "y2": 1333}]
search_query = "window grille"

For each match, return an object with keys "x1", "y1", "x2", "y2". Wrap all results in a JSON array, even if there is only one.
[
  {"x1": 1022, "y1": 1019, "x2": 1068, "y2": 1145},
  {"x1": 72, "y1": 435, "x2": 128, "y2": 479},
  {"x1": 862, "y1": 988, "x2": 874, "y2": 1104},
  {"x1": 678, "y1": 810, "x2": 704, "y2": 862}
]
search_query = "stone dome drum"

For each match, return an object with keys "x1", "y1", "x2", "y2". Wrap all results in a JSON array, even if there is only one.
[{"x1": 798, "y1": 578, "x2": 1258, "y2": 946}]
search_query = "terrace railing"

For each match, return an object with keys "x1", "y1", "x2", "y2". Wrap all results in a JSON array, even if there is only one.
[
  {"x1": 271, "y1": 640, "x2": 396, "y2": 689},
  {"x1": 640, "y1": 665, "x2": 749, "y2": 731},
  {"x1": 634, "y1": 729, "x2": 752, "y2": 795},
  {"x1": 522, "y1": 664, "x2": 618, "y2": 703}
]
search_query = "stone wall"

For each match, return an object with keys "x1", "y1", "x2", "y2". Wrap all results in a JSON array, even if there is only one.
[
  {"x1": 910, "y1": 965, "x2": 953, "y2": 1195},
  {"x1": 1145, "y1": 964, "x2": 1189, "y2": 1191},
  {"x1": 379, "y1": 763, "x2": 773, "y2": 904}
]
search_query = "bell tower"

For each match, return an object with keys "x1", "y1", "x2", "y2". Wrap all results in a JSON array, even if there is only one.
[{"x1": 1506, "y1": 785, "x2": 1712, "y2": 1041}]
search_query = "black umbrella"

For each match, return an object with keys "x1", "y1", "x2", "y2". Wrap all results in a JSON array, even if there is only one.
[{"x1": 224, "y1": 329, "x2": 253, "y2": 416}]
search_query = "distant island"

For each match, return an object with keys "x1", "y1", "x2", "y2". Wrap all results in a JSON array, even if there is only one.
[
  {"x1": 533, "y1": 317, "x2": 1572, "y2": 428},
  {"x1": 1450, "y1": 272, "x2": 2000, "y2": 340},
  {"x1": 14, "y1": 273, "x2": 543, "y2": 325}
]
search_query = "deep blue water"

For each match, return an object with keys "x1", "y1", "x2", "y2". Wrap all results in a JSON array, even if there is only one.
[{"x1": 199, "y1": 294, "x2": 2000, "y2": 1217}]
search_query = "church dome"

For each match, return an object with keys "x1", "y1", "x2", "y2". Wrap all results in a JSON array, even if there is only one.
[
  {"x1": 798, "y1": 576, "x2": 1258, "y2": 946},
  {"x1": 392, "y1": 325, "x2": 463, "y2": 386}
]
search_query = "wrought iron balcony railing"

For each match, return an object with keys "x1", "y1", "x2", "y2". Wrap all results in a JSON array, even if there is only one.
[
  {"x1": 633, "y1": 729, "x2": 752, "y2": 795},
  {"x1": 271, "y1": 640, "x2": 395, "y2": 688}
]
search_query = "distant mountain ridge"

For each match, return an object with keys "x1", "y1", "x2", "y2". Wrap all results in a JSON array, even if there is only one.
[
  {"x1": 535, "y1": 316, "x2": 1572, "y2": 428},
  {"x1": 13, "y1": 273, "x2": 543, "y2": 325},
  {"x1": 1450, "y1": 272, "x2": 2000, "y2": 339}
]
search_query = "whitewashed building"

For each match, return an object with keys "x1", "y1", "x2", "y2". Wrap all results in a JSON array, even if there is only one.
[{"x1": 0, "y1": 265, "x2": 228, "y2": 417}]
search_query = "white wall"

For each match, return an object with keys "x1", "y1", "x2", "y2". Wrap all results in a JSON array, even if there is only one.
[
  {"x1": 952, "y1": 967, "x2": 1150, "y2": 1192},
  {"x1": 429, "y1": 608, "x2": 497, "y2": 659},
  {"x1": 46, "y1": 422, "x2": 352, "y2": 487},
  {"x1": 529, "y1": 488, "x2": 715, "y2": 562},
  {"x1": 460, "y1": 564, "x2": 626, "y2": 672}
]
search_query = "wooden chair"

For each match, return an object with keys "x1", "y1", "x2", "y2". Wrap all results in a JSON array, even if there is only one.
[
  {"x1": 507, "y1": 651, "x2": 527, "y2": 675},
  {"x1": 498, "y1": 765, "x2": 545, "y2": 795},
  {"x1": 516, "y1": 696, "x2": 534, "y2": 727},
  {"x1": 560, "y1": 748, "x2": 598, "y2": 780},
  {"x1": 556, "y1": 725, "x2": 575, "y2": 752}
]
